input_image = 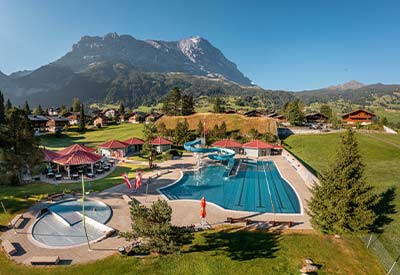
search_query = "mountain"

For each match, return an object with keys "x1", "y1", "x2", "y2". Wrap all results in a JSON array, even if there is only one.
[
  {"x1": 327, "y1": 80, "x2": 364, "y2": 91},
  {"x1": 53, "y1": 33, "x2": 251, "y2": 85}
]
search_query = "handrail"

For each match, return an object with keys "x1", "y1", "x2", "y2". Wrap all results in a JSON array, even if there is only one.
[{"x1": 261, "y1": 161, "x2": 275, "y2": 213}]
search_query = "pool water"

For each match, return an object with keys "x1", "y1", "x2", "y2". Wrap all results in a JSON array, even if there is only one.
[
  {"x1": 32, "y1": 199, "x2": 112, "y2": 247},
  {"x1": 161, "y1": 161, "x2": 301, "y2": 213}
]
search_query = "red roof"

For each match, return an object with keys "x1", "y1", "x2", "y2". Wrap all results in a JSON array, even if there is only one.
[
  {"x1": 57, "y1": 144, "x2": 96, "y2": 155},
  {"x1": 242, "y1": 140, "x2": 274, "y2": 149},
  {"x1": 42, "y1": 148, "x2": 60, "y2": 162},
  {"x1": 99, "y1": 139, "x2": 128, "y2": 149},
  {"x1": 272, "y1": 145, "x2": 284, "y2": 149},
  {"x1": 151, "y1": 137, "x2": 173, "y2": 145},
  {"x1": 212, "y1": 139, "x2": 242, "y2": 148},
  {"x1": 53, "y1": 150, "x2": 102, "y2": 165},
  {"x1": 123, "y1": 137, "x2": 145, "y2": 145}
]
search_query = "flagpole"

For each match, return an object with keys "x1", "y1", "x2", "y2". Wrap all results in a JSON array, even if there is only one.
[{"x1": 81, "y1": 175, "x2": 92, "y2": 251}]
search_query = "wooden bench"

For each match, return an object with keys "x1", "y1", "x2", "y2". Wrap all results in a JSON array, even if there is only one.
[
  {"x1": 269, "y1": 221, "x2": 293, "y2": 228},
  {"x1": 8, "y1": 214, "x2": 23, "y2": 229},
  {"x1": 226, "y1": 217, "x2": 252, "y2": 225},
  {"x1": 122, "y1": 194, "x2": 132, "y2": 203},
  {"x1": 2, "y1": 240, "x2": 17, "y2": 256},
  {"x1": 47, "y1": 193, "x2": 64, "y2": 201},
  {"x1": 30, "y1": 256, "x2": 60, "y2": 265}
]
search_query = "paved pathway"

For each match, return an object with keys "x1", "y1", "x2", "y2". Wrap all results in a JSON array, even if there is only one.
[{"x1": 1, "y1": 153, "x2": 312, "y2": 266}]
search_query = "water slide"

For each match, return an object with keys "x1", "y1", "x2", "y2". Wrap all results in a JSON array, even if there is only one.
[{"x1": 184, "y1": 139, "x2": 235, "y2": 161}]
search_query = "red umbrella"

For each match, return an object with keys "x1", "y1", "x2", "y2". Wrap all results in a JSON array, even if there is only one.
[
  {"x1": 200, "y1": 197, "x2": 206, "y2": 209},
  {"x1": 200, "y1": 208, "x2": 206, "y2": 219}
]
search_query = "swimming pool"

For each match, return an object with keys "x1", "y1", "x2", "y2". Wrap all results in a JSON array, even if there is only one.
[
  {"x1": 32, "y1": 199, "x2": 114, "y2": 247},
  {"x1": 160, "y1": 160, "x2": 301, "y2": 214}
]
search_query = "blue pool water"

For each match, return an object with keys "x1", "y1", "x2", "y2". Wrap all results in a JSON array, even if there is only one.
[{"x1": 161, "y1": 161, "x2": 301, "y2": 213}]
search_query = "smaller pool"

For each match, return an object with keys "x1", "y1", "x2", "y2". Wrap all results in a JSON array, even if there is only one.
[{"x1": 32, "y1": 199, "x2": 113, "y2": 247}]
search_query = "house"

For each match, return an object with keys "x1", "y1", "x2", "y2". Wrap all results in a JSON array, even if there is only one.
[
  {"x1": 46, "y1": 116, "x2": 69, "y2": 132},
  {"x1": 98, "y1": 139, "x2": 129, "y2": 158},
  {"x1": 66, "y1": 112, "x2": 90, "y2": 125},
  {"x1": 123, "y1": 137, "x2": 145, "y2": 154},
  {"x1": 102, "y1": 108, "x2": 117, "y2": 118},
  {"x1": 242, "y1": 140, "x2": 275, "y2": 157},
  {"x1": 212, "y1": 139, "x2": 243, "y2": 154},
  {"x1": 145, "y1": 112, "x2": 163, "y2": 124},
  {"x1": 47, "y1": 107, "x2": 60, "y2": 116},
  {"x1": 243, "y1": 110, "x2": 264, "y2": 117},
  {"x1": 93, "y1": 116, "x2": 110, "y2": 127},
  {"x1": 128, "y1": 112, "x2": 147, "y2": 124},
  {"x1": 342, "y1": 109, "x2": 376, "y2": 125},
  {"x1": 305, "y1": 112, "x2": 328, "y2": 124},
  {"x1": 151, "y1": 137, "x2": 173, "y2": 153},
  {"x1": 28, "y1": 115, "x2": 49, "y2": 135}
]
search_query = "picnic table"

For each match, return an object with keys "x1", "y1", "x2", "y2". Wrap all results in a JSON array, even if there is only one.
[
  {"x1": 47, "y1": 172, "x2": 55, "y2": 178},
  {"x1": 55, "y1": 174, "x2": 62, "y2": 180},
  {"x1": 96, "y1": 169, "x2": 103, "y2": 174},
  {"x1": 108, "y1": 159, "x2": 115, "y2": 165},
  {"x1": 71, "y1": 174, "x2": 79, "y2": 180},
  {"x1": 78, "y1": 169, "x2": 84, "y2": 174},
  {"x1": 103, "y1": 165, "x2": 110, "y2": 171}
]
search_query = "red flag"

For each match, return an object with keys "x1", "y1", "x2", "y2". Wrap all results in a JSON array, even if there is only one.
[
  {"x1": 122, "y1": 173, "x2": 132, "y2": 189},
  {"x1": 200, "y1": 208, "x2": 206, "y2": 219},
  {"x1": 200, "y1": 197, "x2": 206, "y2": 208}
]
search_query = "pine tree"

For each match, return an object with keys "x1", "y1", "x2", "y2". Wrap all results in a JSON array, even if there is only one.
[
  {"x1": 118, "y1": 103, "x2": 125, "y2": 116},
  {"x1": 78, "y1": 104, "x2": 86, "y2": 132},
  {"x1": 284, "y1": 100, "x2": 304, "y2": 126},
  {"x1": 219, "y1": 121, "x2": 227, "y2": 138},
  {"x1": 23, "y1": 100, "x2": 31, "y2": 115},
  {"x1": 197, "y1": 120, "x2": 203, "y2": 137},
  {"x1": 5, "y1": 99, "x2": 12, "y2": 112},
  {"x1": 59, "y1": 104, "x2": 68, "y2": 116},
  {"x1": 308, "y1": 129, "x2": 378, "y2": 235},
  {"x1": 32, "y1": 104, "x2": 44, "y2": 115},
  {"x1": 0, "y1": 90, "x2": 5, "y2": 124},
  {"x1": 320, "y1": 104, "x2": 333, "y2": 120},
  {"x1": 72, "y1": 97, "x2": 81, "y2": 112},
  {"x1": 181, "y1": 95, "x2": 194, "y2": 115},
  {"x1": 173, "y1": 119, "x2": 191, "y2": 145},
  {"x1": 142, "y1": 120, "x2": 158, "y2": 168},
  {"x1": 212, "y1": 97, "x2": 225, "y2": 113}
]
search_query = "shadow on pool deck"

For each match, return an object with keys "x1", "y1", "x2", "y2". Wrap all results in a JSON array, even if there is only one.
[{"x1": 189, "y1": 227, "x2": 280, "y2": 261}]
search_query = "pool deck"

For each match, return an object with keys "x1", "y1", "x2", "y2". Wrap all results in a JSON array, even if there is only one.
[{"x1": 1, "y1": 153, "x2": 313, "y2": 265}]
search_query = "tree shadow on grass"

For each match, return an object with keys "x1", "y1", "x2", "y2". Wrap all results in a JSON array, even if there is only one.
[
  {"x1": 188, "y1": 228, "x2": 280, "y2": 261},
  {"x1": 372, "y1": 187, "x2": 397, "y2": 233}
]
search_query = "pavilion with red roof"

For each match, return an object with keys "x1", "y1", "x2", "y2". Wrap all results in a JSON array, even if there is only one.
[
  {"x1": 42, "y1": 148, "x2": 61, "y2": 162},
  {"x1": 242, "y1": 139, "x2": 275, "y2": 157},
  {"x1": 57, "y1": 144, "x2": 97, "y2": 155},
  {"x1": 122, "y1": 137, "x2": 145, "y2": 154},
  {"x1": 52, "y1": 150, "x2": 103, "y2": 178},
  {"x1": 151, "y1": 137, "x2": 173, "y2": 153},
  {"x1": 212, "y1": 139, "x2": 243, "y2": 154},
  {"x1": 98, "y1": 139, "x2": 129, "y2": 158}
]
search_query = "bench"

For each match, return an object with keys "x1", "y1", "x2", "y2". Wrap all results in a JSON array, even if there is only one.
[
  {"x1": 226, "y1": 217, "x2": 252, "y2": 225},
  {"x1": 47, "y1": 193, "x2": 64, "y2": 201},
  {"x1": 8, "y1": 214, "x2": 23, "y2": 229},
  {"x1": 269, "y1": 220, "x2": 293, "y2": 228},
  {"x1": 122, "y1": 194, "x2": 132, "y2": 203},
  {"x1": 2, "y1": 240, "x2": 17, "y2": 256},
  {"x1": 30, "y1": 256, "x2": 60, "y2": 265}
]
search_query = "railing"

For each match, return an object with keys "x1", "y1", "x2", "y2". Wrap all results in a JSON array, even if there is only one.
[{"x1": 261, "y1": 161, "x2": 275, "y2": 213}]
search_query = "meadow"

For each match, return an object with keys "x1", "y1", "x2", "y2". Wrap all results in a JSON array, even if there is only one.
[{"x1": 284, "y1": 132, "x2": 400, "y2": 261}]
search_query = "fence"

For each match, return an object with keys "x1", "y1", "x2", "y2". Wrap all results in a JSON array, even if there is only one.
[{"x1": 361, "y1": 234, "x2": 400, "y2": 275}]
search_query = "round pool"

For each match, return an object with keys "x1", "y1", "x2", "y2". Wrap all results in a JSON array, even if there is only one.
[{"x1": 31, "y1": 199, "x2": 113, "y2": 248}]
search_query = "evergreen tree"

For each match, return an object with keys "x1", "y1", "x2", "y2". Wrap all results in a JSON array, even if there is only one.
[
  {"x1": 284, "y1": 100, "x2": 304, "y2": 126},
  {"x1": 197, "y1": 120, "x2": 204, "y2": 137},
  {"x1": 142, "y1": 120, "x2": 158, "y2": 168},
  {"x1": 59, "y1": 104, "x2": 68, "y2": 116},
  {"x1": 32, "y1": 104, "x2": 44, "y2": 115},
  {"x1": 181, "y1": 95, "x2": 194, "y2": 115},
  {"x1": 1, "y1": 108, "x2": 42, "y2": 185},
  {"x1": 5, "y1": 99, "x2": 12, "y2": 112},
  {"x1": 23, "y1": 100, "x2": 31, "y2": 115},
  {"x1": 0, "y1": 90, "x2": 5, "y2": 124},
  {"x1": 219, "y1": 121, "x2": 227, "y2": 138},
  {"x1": 308, "y1": 129, "x2": 378, "y2": 235},
  {"x1": 173, "y1": 119, "x2": 191, "y2": 145},
  {"x1": 320, "y1": 104, "x2": 333, "y2": 120},
  {"x1": 72, "y1": 97, "x2": 81, "y2": 112},
  {"x1": 118, "y1": 103, "x2": 125, "y2": 116},
  {"x1": 212, "y1": 97, "x2": 225, "y2": 113},
  {"x1": 162, "y1": 87, "x2": 182, "y2": 115},
  {"x1": 120, "y1": 199, "x2": 193, "y2": 254},
  {"x1": 78, "y1": 104, "x2": 86, "y2": 132},
  {"x1": 157, "y1": 122, "x2": 168, "y2": 138}
]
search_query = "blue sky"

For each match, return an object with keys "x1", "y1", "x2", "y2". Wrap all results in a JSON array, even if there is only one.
[{"x1": 0, "y1": 0, "x2": 399, "y2": 91}]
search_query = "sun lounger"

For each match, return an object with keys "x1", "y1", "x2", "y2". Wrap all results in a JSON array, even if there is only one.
[
  {"x1": 269, "y1": 220, "x2": 293, "y2": 228},
  {"x1": 30, "y1": 256, "x2": 60, "y2": 265},
  {"x1": 47, "y1": 193, "x2": 64, "y2": 201},
  {"x1": 122, "y1": 194, "x2": 132, "y2": 203},
  {"x1": 226, "y1": 217, "x2": 252, "y2": 225},
  {"x1": 2, "y1": 240, "x2": 17, "y2": 256},
  {"x1": 8, "y1": 214, "x2": 23, "y2": 229}
]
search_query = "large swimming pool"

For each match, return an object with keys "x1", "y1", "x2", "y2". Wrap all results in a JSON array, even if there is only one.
[{"x1": 160, "y1": 160, "x2": 301, "y2": 213}]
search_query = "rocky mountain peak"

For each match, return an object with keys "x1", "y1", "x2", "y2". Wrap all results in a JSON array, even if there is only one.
[{"x1": 327, "y1": 80, "x2": 365, "y2": 91}]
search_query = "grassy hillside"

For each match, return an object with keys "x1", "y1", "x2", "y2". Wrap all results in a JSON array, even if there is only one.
[
  {"x1": 39, "y1": 123, "x2": 144, "y2": 150},
  {"x1": 283, "y1": 133, "x2": 400, "y2": 260},
  {"x1": 157, "y1": 113, "x2": 277, "y2": 135}
]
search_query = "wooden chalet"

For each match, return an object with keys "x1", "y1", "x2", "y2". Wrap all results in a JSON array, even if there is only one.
[
  {"x1": 28, "y1": 115, "x2": 49, "y2": 135},
  {"x1": 342, "y1": 109, "x2": 376, "y2": 125},
  {"x1": 128, "y1": 112, "x2": 147, "y2": 124},
  {"x1": 305, "y1": 112, "x2": 328, "y2": 124},
  {"x1": 93, "y1": 116, "x2": 110, "y2": 127},
  {"x1": 46, "y1": 116, "x2": 69, "y2": 132},
  {"x1": 145, "y1": 112, "x2": 163, "y2": 123}
]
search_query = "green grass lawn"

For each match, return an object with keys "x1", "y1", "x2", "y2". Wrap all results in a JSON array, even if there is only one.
[
  {"x1": 283, "y1": 132, "x2": 400, "y2": 260},
  {"x1": 0, "y1": 227, "x2": 384, "y2": 275},
  {"x1": 39, "y1": 123, "x2": 144, "y2": 150}
]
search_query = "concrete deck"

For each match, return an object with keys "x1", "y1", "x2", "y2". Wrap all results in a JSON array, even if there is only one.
[{"x1": 1, "y1": 152, "x2": 312, "y2": 265}]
